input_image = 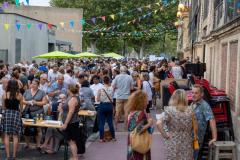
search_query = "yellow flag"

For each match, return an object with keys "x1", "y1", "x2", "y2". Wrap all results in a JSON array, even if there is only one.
[
  {"x1": 101, "y1": 33, "x2": 104, "y2": 36},
  {"x1": 127, "y1": 21, "x2": 131, "y2": 24},
  {"x1": 60, "y1": 22, "x2": 65, "y2": 28},
  {"x1": 4, "y1": 23, "x2": 10, "y2": 30},
  {"x1": 154, "y1": 10, "x2": 158, "y2": 14},
  {"x1": 110, "y1": 14, "x2": 115, "y2": 20},
  {"x1": 146, "y1": 5, "x2": 151, "y2": 9}
]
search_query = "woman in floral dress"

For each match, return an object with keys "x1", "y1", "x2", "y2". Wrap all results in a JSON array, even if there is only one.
[
  {"x1": 157, "y1": 89, "x2": 195, "y2": 160},
  {"x1": 126, "y1": 90, "x2": 153, "y2": 160}
]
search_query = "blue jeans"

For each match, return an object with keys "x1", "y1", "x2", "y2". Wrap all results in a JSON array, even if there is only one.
[{"x1": 98, "y1": 102, "x2": 115, "y2": 140}]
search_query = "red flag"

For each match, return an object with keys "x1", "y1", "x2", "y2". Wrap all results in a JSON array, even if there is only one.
[
  {"x1": 101, "y1": 16, "x2": 106, "y2": 22},
  {"x1": 48, "y1": 23, "x2": 53, "y2": 29}
]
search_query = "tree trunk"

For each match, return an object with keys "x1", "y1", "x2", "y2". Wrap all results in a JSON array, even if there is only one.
[
  {"x1": 139, "y1": 41, "x2": 145, "y2": 59},
  {"x1": 90, "y1": 40, "x2": 97, "y2": 53}
]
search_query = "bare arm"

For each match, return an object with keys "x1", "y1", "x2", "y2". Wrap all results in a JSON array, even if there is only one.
[
  {"x1": 142, "y1": 118, "x2": 153, "y2": 132},
  {"x1": 96, "y1": 89, "x2": 101, "y2": 102},
  {"x1": 209, "y1": 118, "x2": 217, "y2": 145},
  {"x1": 63, "y1": 97, "x2": 77, "y2": 127},
  {"x1": 33, "y1": 95, "x2": 48, "y2": 107},
  {"x1": 18, "y1": 94, "x2": 23, "y2": 112},
  {"x1": 156, "y1": 120, "x2": 170, "y2": 139}
]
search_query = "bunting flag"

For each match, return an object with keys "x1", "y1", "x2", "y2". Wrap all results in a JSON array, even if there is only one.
[
  {"x1": 4, "y1": 23, "x2": 10, "y2": 30},
  {"x1": 110, "y1": 14, "x2": 115, "y2": 20},
  {"x1": 70, "y1": 20, "x2": 74, "y2": 28},
  {"x1": 3, "y1": 2, "x2": 10, "y2": 9},
  {"x1": 26, "y1": 0, "x2": 29, "y2": 5},
  {"x1": 137, "y1": 7, "x2": 142, "y2": 12},
  {"x1": 15, "y1": 0, "x2": 20, "y2": 7},
  {"x1": 38, "y1": 23, "x2": 43, "y2": 30},
  {"x1": 146, "y1": 5, "x2": 151, "y2": 9},
  {"x1": 27, "y1": 23, "x2": 32, "y2": 29},
  {"x1": 91, "y1": 17, "x2": 96, "y2": 24},
  {"x1": 101, "y1": 16, "x2": 106, "y2": 22},
  {"x1": 119, "y1": 12, "x2": 124, "y2": 16},
  {"x1": 60, "y1": 22, "x2": 65, "y2": 28},
  {"x1": 80, "y1": 19, "x2": 86, "y2": 25},
  {"x1": 47, "y1": 23, "x2": 53, "y2": 29},
  {"x1": 16, "y1": 23, "x2": 21, "y2": 31}
]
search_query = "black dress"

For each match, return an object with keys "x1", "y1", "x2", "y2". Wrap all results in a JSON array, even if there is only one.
[{"x1": 3, "y1": 98, "x2": 22, "y2": 136}]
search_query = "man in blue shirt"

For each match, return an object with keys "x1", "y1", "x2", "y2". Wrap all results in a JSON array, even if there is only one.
[{"x1": 191, "y1": 84, "x2": 217, "y2": 160}]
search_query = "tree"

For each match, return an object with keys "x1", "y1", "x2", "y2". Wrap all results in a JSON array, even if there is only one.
[
  {"x1": 50, "y1": 0, "x2": 178, "y2": 56},
  {"x1": 0, "y1": 0, "x2": 14, "y2": 4}
]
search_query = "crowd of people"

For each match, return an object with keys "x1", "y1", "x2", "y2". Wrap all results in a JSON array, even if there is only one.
[{"x1": 0, "y1": 57, "x2": 217, "y2": 160}]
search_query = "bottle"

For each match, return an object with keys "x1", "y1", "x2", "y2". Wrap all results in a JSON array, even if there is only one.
[
  {"x1": 40, "y1": 114, "x2": 43, "y2": 122},
  {"x1": 36, "y1": 114, "x2": 39, "y2": 122}
]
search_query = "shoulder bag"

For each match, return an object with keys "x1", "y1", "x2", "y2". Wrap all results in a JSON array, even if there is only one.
[
  {"x1": 130, "y1": 112, "x2": 152, "y2": 154},
  {"x1": 192, "y1": 114, "x2": 200, "y2": 150}
]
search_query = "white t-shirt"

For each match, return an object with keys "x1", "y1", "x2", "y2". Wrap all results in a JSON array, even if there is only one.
[
  {"x1": 171, "y1": 66, "x2": 183, "y2": 79},
  {"x1": 90, "y1": 83, "x2": 104, "y2": 98},
  {"x1": 142, "y1": 81, "x2": 152, "y2": 101},
  {"x1": 48, "y1": 71, "x2": 59, "y2": 83},
  {"x1": 64, "y1": 74, "x2": 75, "y2": 85}
]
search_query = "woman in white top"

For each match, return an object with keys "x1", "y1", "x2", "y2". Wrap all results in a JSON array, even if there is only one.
[
  {"x1": 171, "y1": 61, "x2": 183, "y2": 79},
  {"x1": 96, "y1": 76, "x2": 116, "y2": 142},
  {"x1": 141, "y1": 72, "x2": 153, "y2": 115}
]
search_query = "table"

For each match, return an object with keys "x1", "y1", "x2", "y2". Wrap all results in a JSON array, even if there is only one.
[
  {"x1": 22, "y1": 119, "x2": 69, "y2": 160},
  {"x1": 78, "y1": 110, "x2": 96, "y2": 116},
  {"x1": 22, "y1": 119, "x2": 62, "y2": 128}
]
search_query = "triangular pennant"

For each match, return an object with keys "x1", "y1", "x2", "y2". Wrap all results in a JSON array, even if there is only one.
[
  {"x1": 146, "y1": 5, "x2": 151, "y2": 9},
  {"x1": 132, "y1": 19, "x2": 136, "y2": 24},
  {"x1": 27, "y1": 23, "x2": 32, "y2": 29},
  {"x1": 4, "y1": 24, "x2": 10, "y2": 30},
  {"x1": 137, "y1": 7, "x2": 142, "y2": 12},
  {"x1": 127, "y1": 21, "x2": 131, "y2": 25},
  {"x1": 119, "y1": 12, "x2": 124, "y2": 16},
  {"x1": 80, "y1": 19, "x2": 86, "y2": 25},
  {"x1": 101, "y1": 33, "x2": 104, "y2": 36},
  {"x1": 15, "y1": 0, "x2": 20, "y2": 7},
  {"x1": 70, "y1": 20, "x2": 74, "y2": 28},
  {"x1": 91, "y1": 17, "x2": 96, "y2": 24},
  {"x1": 16, "y1": 23, "x2": 21, "y2": 31},
  {"x1": 60, "y1": 22, "x2": 65, "y2": 28},
  {"x1": 155, "y1": 2, "x2": 160, "y2": 6},
  {"x1": 26, "y1": 0, "x2": 29, "y2": 5},
  {"x1": 154, "y1": 10, "x2": 158, "y2": 14},
  {"x1": 110, "y1": 14, "x2": 115, "y2": 20},
  {"x1": 38, "y1": 23, "x2": 43, "y2": 30},
  {"x1": 101, "y1": 16, "x2": 106, "y2": 22},
  {"x1": 3, "y1": 2, "x2": 10, "y2": 9},
  {"x1": 48, "y1": 23, "x2": 53, "y2": 29}
]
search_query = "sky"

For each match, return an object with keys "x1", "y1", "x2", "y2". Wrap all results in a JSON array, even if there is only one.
[{"x1": 20, "y1": 0, "x2": 50, "y2": 6}]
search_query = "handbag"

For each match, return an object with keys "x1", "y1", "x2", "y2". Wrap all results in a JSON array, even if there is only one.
[
  {"x1": 192, "y1": 114, "x2": 200, "y2": 150},
  {"x1": 129, "y1": 113, "x2": 152, "y2": 154}
]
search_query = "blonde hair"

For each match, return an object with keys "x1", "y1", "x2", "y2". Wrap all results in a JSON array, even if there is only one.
[{"x1": 169, "y1": 89, "x2": 188, "y2": 112}]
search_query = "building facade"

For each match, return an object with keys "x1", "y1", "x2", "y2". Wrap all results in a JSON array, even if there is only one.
[
  {"x1": 4, "y1": 5, "x2": 83, "y2": 52},
  {"x1": 0, "y1": 13, "x2": 56, "y2": 64},
  {"x1": 178, "y1": 0, "x2": 240, "y2": 156}
]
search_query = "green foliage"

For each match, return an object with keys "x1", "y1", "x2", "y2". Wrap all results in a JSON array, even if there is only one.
[
  {"x1": 50, "y1": 0, "x2": 178, "y2": 56},
  {"x1": 0, "y1": 0, "x2": 15, "y2": 4}
]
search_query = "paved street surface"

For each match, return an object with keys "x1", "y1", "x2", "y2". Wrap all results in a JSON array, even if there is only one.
[
  {"x1": 0, "y1": 132, "x2": 166, "y2": 160},
  {"x1": 0, "y1": 101, "x2": 165, "y2": 160}
]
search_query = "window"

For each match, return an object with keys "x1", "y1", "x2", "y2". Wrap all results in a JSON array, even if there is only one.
[
  {"x1": 203, "y1": 0, "x2": 209, "y2": 19},
  {"x1": 0, "y1": 50, "x2": 8, "y2": 63},
  {"x1": 214, "y1": 1, "x2": 223, "y2": 28}
]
